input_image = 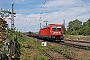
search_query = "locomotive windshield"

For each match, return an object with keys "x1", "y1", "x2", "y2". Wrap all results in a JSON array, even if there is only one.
[{"x1": 52, "y1": 26, "x2": 61, "y2": 31}]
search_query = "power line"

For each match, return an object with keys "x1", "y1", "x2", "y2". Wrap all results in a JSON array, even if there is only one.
[
  {"x1": 68, "y1": 11, "x2": 90, "y2": 20},
  {"x1": 48, "y1": 0, "x2": 66, "y2": 14},
  {"x1": 51, "y1": 0, "x2": 83, "y2": 20},
  {"x1": 58, "y1": 0, "x2": 83, "y2": 13}
]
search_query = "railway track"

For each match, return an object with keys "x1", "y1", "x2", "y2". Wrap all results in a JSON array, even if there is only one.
[
  {"x1": 31, "y1": 37, "x2": 68, "y2": 60},
  {"x1": 39, "y1": 38, "x2": 90, "y2": 59},
  {"x1": 60, "y1": 42, "x2": 90, "y2": 50},
  {"x1": 46, "y1": 42, "x2": 76, "y2": 60},
  {"x1": 30, "y1": 35, "x2": 90, "y2": 51},
  {"x1": 27, "y1": 35, "x2": 90, "y2": 59},
  {"x1": 38, "y1": 47, "x2": 69, "y2": 60},
  {"x1": 54, "y1": 50, "x2": 76, "y2": 60},
  {"x1": 65, "y1": 39, "x2": 90, "y2": 44},
  {"x1": 43, "y1": 38, "x2": 90, "y2": 51},
  {"x1": 34, "y1": 38, "x2": 76, "y2": 60},
  {"x1": 62, "y1": 39, "x2": 90, "y2": 50},
  {"x1": 43, "y1": 50, "x2": 55, "y2": 60},
  {"x1": 36, "y1": 46, "x2": 56, "y2": 60},
  {"x1": 43, "y1": 50, "x2": 70, "y2": 60}
]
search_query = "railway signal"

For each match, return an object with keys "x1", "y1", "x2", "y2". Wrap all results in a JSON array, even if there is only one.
[
  {"x1": 10, "y1": 3, "x2": 16, "y2": 29},
  {"x1": 0, "y1": 4, "x2": 16, "y2": 29}
]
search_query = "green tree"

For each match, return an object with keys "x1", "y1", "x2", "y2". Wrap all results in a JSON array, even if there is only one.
[
  {"x1": 80, "y1": 18, "x2": 90, "y2": 35},
  {"x1": 67, "y1": 19, "x2": 82, "y2": 35},
  {"x1": 88, "y1": 18, "x2": 90, "y2": 27}
]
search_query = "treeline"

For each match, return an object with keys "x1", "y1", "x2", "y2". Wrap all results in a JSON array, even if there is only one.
[{"x1": 63, "y1": 18, "x2": 90, "y2": 35}]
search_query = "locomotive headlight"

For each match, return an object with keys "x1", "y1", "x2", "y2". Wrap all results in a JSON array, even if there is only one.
[
  {"x1": 59, "y1": 32, "x2": 61, "y2": 34},
  {"x1": 52, "y1": 32, "x2": 55, "y2": 34}
]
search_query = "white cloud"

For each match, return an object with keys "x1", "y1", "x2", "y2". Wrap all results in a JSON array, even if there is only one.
[
  {"x1": 44, "y1": 0, "x2": 78, "y2": 7},
  {"x1": 6, "y1": 0, "x2": 90, "y2": 32}
]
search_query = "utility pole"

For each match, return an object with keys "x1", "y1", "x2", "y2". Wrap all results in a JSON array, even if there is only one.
[
  {"x1": 11, "y1": 3, "x2": 16, "y2": 29},
  {"x1": 39, "y1": 17, "x2": 42, "y2": 29},
  {"x1": 63, "y1": 20, "x2": 65, "y2": 27}
]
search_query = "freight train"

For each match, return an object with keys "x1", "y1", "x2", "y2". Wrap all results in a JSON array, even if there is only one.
[{"x1": 27, "y1": 24, "x2": 64, "y2": 42}]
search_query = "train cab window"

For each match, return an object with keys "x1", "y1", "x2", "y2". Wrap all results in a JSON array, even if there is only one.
[
  {"x1": 52, "y1": 26, "x2": 56, "y2": 31},
  {"x1": 52, "y1": 26, "x2": 61, "y2": 31},
  {"x1": 57, "y1": 26, "x2": 61, "y2": 31}
]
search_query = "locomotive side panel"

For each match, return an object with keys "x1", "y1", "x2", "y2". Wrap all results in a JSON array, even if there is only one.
[
  {"x1": 39, "y1": 26, "x2": 51, "y2": 39},
  {"x1": 40, "y1": 28, "x2": 48, "y2": 36}
]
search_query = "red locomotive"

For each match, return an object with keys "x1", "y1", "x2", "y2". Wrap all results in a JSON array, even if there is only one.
[{"x1": 39, "y1": 24, "x2": 64, "y2": 41}]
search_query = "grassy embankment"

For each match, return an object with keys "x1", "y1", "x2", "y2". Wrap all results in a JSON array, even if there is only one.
[
  {"x1": 18, "y1": 35, "x2": 73, "y2": 60},
  {"x1": 16, "y1": 32, "x2": 73, "y2": 60},
  {"x1": 19, "y1": 34, "x2": 90, "y2": 60},
  {"x1": 8, "y1": 31, "x2": 90, "y2": 60},
  {"x1": 17, "y1": 34, "x2": 50, "y2": 60}
]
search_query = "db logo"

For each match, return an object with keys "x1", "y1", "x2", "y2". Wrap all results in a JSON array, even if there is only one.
[{"x1": 55, "y1": 32, "x2": 58, "y2": 34}]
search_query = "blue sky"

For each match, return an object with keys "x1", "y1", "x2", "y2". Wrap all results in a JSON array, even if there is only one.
[{"x1": 0, "y1": 0, "x2": 90, "y2": 32}]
